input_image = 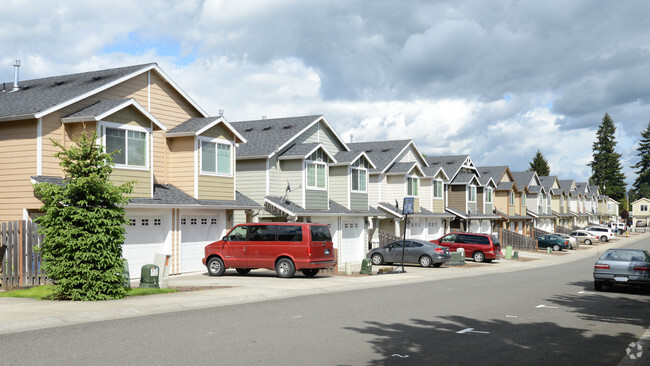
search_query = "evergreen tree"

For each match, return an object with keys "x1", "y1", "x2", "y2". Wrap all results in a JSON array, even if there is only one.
[
  {"x1": 631, "y1": 121, "x2": 650, "y2": 198},
  {"x1": 587, "y1": 113, "x2": 627, "y2": 202},
  {"x1": 528, "y1": 149, "x2": 551, "y2": 176},
  {"x1": 34, "y1": 133, "x2": 133, "y2": 301}
]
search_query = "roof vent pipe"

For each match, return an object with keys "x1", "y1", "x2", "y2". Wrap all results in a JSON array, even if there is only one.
[
  {"x1": 350, "y1": 134, "x2": 354, "y2": 143},
  {"x1": 219, "y1": 109, "x2": 224, "y2": 116},
  {"x1": 12, "y1": 59, "x2": 20, "y2": 92},
  {"x1": 262, "y1": 115, "x2": 266, "y2": 120}
]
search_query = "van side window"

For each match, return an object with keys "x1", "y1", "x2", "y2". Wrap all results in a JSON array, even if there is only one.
[
  {"x1": 249, "y1": 225, "x2": 277, "y2": 241},
  {"x1": 277, "y1": 225, "x2": 303, "y2": 241},
  {"x1": 311, "y1": 226, "x2": 332, "y2": 241},
  {"x1": 228, "y1": 226, "x2": 248, "y2": 241},
  {"x1": 441, "y1": 234, "x2": 456, "y2": 243}
]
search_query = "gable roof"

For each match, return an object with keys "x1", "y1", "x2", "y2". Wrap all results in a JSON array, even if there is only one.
[
  {"x1": 348, "y1": 140, "x2": 428, "y2": 174},
  {"x1": 165, "y1": 116, "x2": 246, "y2": 142},
  {"x1": 331, "y1": 150, "x2": 377, "y2": 169},
  {"x1": 61, "y1": 98, "x2": 166, "y2": 130},
  {"x1": 420, "y1": 159, "x2": 450, "y2": 181},
  {"x1": 425, "y1": 155, "x2": 478, "y2": 182},
  {"x1": 231, "y1": 115, "x2": 349, "y2": 159},
  {"x1": 0, "y1": 63, "x2": 207, "y2": 122},
  {"x1": 278, "y1": 142, "x2": 337, "y2": 162},
  {"x1": 511, "y1": 171, "x2": 541, "y2": 193},
  {"x1": 558, "y1": 179, "x2": 575, "y2": 195}
]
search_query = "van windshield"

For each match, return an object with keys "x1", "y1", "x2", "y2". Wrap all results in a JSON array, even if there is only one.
[{"x1": 310, "y1": 226, "x2": 332, "y2": 241}]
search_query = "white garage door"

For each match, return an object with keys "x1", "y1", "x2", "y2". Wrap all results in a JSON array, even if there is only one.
[
  {"x1": 341, "y1": 219, "x2": 364, "y2": 264},
  {"x1": 481, "y1": 220, "x2": 491, "y2": 234},
  {"x1": 427, "y1": 219, "x2": 443, "y2": 239},
  {"x1": 181, "y1": 216, "x2": 224, "y2": 273},
  {"x1": 409, "y1": 219, "x2": 425, "y2": 239},
  {"x1": 470, "y1": 220, "x2": 480, "y2": 233},
  {"x1": 123, "y1": 216, "x2": 166, "y2": 278}
]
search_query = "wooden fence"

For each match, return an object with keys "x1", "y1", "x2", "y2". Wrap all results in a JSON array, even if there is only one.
[
  {"x1": 497, "y1": 228, "x2": 537, "y2": 251},
  {"x1": 0, "y1": 221, "x2": 50, "y2": 288},
  {"x1": 377, "y1": 229, "x2": 401, "y2": 247},
  {"x1": 554, "y1": 226, "x2": 573, "y2": 235}
]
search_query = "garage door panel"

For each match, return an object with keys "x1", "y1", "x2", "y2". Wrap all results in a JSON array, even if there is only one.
[
  {"x1": 123, "y1": 216, "x2": 166, "y2": 278},
  {"x1": 341, "y1": 219, "x2": 364, "y2": 264},
  {"x1": 181, "y1": 216, "x2": 224, "y2": 273}
]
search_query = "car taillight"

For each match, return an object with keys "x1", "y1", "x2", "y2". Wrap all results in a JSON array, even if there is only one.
[
  {"x1": 434, "y1": 248, "x2": 445, "y2": 253},
  {"x1": 633, "y1": 266, "x2": 650, "y2": 272},
  {"x1": 565, "y1": 241, "x2": 568, "y2": 245},
  {"x1": 594, "y1": 264, "x2": 610, "y2": 269}
]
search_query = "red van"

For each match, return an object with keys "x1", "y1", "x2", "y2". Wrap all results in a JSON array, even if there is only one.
[
  {"x1": 431, "y1": 232, "x2": 502, "y2": 263},
  {"x1": 202, "y1": 222, "x2": 336, "y2": 278}
]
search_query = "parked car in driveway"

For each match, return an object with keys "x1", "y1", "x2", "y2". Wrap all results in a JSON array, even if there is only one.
[
  {"x1": 569, "y1": 230, "x2": 598, "y2": 245},
  {"x1": 593, "y1": 249, "x2": 650, "y2": 291},
  {"x1": 431, "y1": 232, "x2": 502, "y2": 263},
  {"x1": 582, "y1": 226, "x2": 613, "y2": 242},
  {"x1": 536, "y1": 234, "x2": 570, "y2": 251},
  {"x1": 636, "y1": 220, "x2": 647, "y2": 227},
  {"x1": 367, "y1": 239, "x2": 451, "y2": 267},
  {"x1": 553, "y1": 233, "x2": 578, "y2": 249}
]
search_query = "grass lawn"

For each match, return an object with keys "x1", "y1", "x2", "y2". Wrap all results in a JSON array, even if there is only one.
[{"x1": 0, "y1": 285, "x2": 177, "y2": 300}]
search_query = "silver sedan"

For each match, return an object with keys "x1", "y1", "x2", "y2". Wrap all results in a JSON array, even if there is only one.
[
  {"x1": 367, "y1": 239, "x2": 451, "y2": 267},
  {"x1": 593, "y1": 249, "x2": 650, "y2": 291}
]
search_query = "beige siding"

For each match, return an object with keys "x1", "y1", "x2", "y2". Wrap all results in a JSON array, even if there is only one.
[
  {"x1": 396, "y1": 146, "x2": 427, "y2": 167},
  {"x1": 420, "y1": 178, "x2": 432, "y2": 211},
  {"x1": 168, "y1": 136, "x2": 195, "y2": 197},
  {"x1": 198, "y1": 175, "x2": 234, "y2": 200},
  {"x1": 112, "y1": 168, "x2": 150, "y2": 197},
  {"x1": 0, "y1": 120, "x2": 41, "y2": 220},
  {"x1": 105, "y1": 108, "x2": 150, "y2": 128},
  {"x1": 477, "y1": 190, "x2": 484, "y2": 213},
  {"x1": 202, "y1": 124, "x2": 234, "y2": 140},
  {"x1": 329, "y1": 166, "x2": 348, "y2": 208},
  {"x1": 494, "y1": 193, "x2": 507, "y2": 212},
  {"x1": 268, "y1": 156, "x2": 279, "y2": 197},
  {"x1": 432, "y1": 198, "x2": 444, "y2": 213},
  {"x1": 368, "y1": 174, "x2": 380, "y2": 207},
  {"x1": 42, "y1": 114, "x2": 65, "y2": 177},
  {"x1": 448, "y1": 186, "x2": 465, "y2": 212},
  {"x1": 383, "y1": 175, "x2": 405, "y2": 203},
  {"x1": 279, "y1": 159, "x2": 303, "y2": 205},
  {"x1": 236, "y1": 159, "x2": 268, "y2": 203}
]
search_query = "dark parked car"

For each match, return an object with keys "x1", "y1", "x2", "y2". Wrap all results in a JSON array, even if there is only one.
[
  {"x1": 536, "y1": 234, "x2": 570, "y2": 251},
  {"x1": 593, "y1": 249, "x2": 650, "y2": 290},
  {"x1": 367, "y1": 239, "x2": 451, "y2": 267}
]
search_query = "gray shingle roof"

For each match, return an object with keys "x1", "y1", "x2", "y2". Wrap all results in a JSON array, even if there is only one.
[
  {"x1": 451, "y1": 171, "x2": 479, "y2": 185},
  {"x1": 539, "y1": 176, "x2": 560, "y2": 193},
  {"x1": 264, "y1": 196, "x2": 375, "y2": 217},
  {"x1": 167, "y1": 116, "x2": 222, "y2": 134},
  {"x1": 425, "y1": 155, "x2": 474, "y2": 181},
  {"x1": 347, "y1": 140, "x2": 413, "y2": 173},
  {"x1": 231, "y1": 115, "x2": 326, "y2": 158},
  {"x1": 477, "y1": 166, "x2": 508, "y2": 186},
  {"x1": 558, "y1": 180, "x2": 574, "y2": 195},
  {"x1": 0, "y1": 63, "x2": 157, "y2": 120},
  {"x1": 497, "y1": 181, "x2": 514, "y2": 191},
  {"x1": 386, "y1": 162, "x2": 418, "y2": 175},
  {"x1": 63, "y1": 99, "x2": 133, "y2": 120},
  {"x1": 278, "y1": 142, "x2": 324, "y2": 160},
  {"x1": 511, "y1": 171, "x2": 536, "y2": 192}
]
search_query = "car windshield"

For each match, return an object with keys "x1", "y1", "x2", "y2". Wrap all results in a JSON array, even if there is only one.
[{"x1": 600, "y1": 250, "x2": 650, "y2": 262}]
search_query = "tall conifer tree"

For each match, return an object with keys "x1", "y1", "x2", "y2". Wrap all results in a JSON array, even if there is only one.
[
  {"x1": 588, "y1": 113, "x2": 627, "y2": 202},
  {"x1": 631, "y1": 121, "x2": 650, "y2": 198},
  {"x1": 528, "y1": 149, "x2": 551, "y2": 176}
]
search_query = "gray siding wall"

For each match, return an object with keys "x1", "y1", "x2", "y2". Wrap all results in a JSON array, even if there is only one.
[
  {"x1": 350, "y1": 192, "x2": 368, "y2": 211},
  {"x1": 268, "y1": 156, "x2": 279, "y2": 197},
  {"x1": 329, "y1": 165, "x2": 348, "y2": 208},
  {"x1": 279, "y1": 159, "x2": 303, "y2": 205},
  {"x1": 235, "y1": 159, "x2": 267, "y2": 203},
  {"x1": 468, "y1": 202, "x2": 477, "y2": 213},
  {"x1": 293, "y1": 121, "x2": 346, "y2": 154},
  {"x1": 305, "y1": 189, "x2": 328, "y2": 209},
  {"x1": 368, "y1": 174, "x2": 381, "y2": 207},
  {"x1": 484, "y1": 203, "x2": 493, "y2": 214}
]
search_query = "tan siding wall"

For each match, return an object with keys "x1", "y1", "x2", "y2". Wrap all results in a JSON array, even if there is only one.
[
  {"x1": 477, "y1": 190, "x2": 484, "y2": 213},
  {"x1": 494, "y1": 193, "x2": 507, "y2": 212},
  {"x1": 42, "y1": 115, "x2": 65, "y2": 177},
  {"x1": 149, "y1": 72, "x2": 203, "y2": 129},
  {"x1": 329, "y1": 166, "x2": 348, "y2": 208},
  {"x1": 420, "y1": 178, "x2": 432, "y2": 211},
  {"x1": 198, "y1": 175, "x2": 234, "y2": 200},
  {"x1": 432, "y1": 198, "x2": 444, "y2": 213},
  {"x1": 112, "y1": 168, "x2": 150, "y2": 197},
  {"x1": 368, "y1": 174, "x2": 380, "y2": 207},
  {"x1": 105, "y1": 108, "x2": 150, "y2": 128},
  {"x1": 202, "y1": 124, "x2": 234, "y2": 140},
  {"x1": 0, "y1": 120, "x2": 40, "y2": 220},
  {"x1": 449, "y1": 186, "x2": 465, "y2": 212},
  {"x1": 236, "y1": 159, "x2": 267, "y2": 203},
  {"x1": 383, "y1": 175, "x2": 405, "y2": 203},
  {"x1": 168, "y1": 136, "x2": 195, "y2": 197}
]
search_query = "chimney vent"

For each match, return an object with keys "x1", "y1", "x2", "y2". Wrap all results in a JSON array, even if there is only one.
[
  {"x1": 350, "y1": 134, "x2": 354, "y2": 143},
  {"x1": 219, "y1": 109, "x2": 224, "y2": 116},
  {"x1": 262, "y1": 115, "x2": 267, "y2": 120},
  {"x1": 12, "y1": 59, "x2": 20, "y2": 92}
]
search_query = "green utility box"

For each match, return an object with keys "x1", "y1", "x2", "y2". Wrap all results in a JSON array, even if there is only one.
[
  {"x1": 139, "y1": 264, "x2": 160, "y2": 289},
  {"x1": 359, "y1": 258, "x2": 373, "y2": 275}
]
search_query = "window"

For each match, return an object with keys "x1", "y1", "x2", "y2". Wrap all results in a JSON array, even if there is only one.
[
  {"x1": 227, "y1": 226, "x2": 248, "y2": 241},
  {"x1": 434, "y1": 180, "x2": 443, "y2": 199},
  {"x1": 641, "y1": 205, "x2": 648, "y2": 212},
  {"x1": 307, "y1": 162, "x2": 327, "y2": 189},
  {"x1": 351, "y1": 167, "x2": 367, "y2": 192},
  {"x1": 407, "y1": 177, "x2": 419, "y2": 196},
  {"x1": 201, "y1": 140, "x2": 232, "y2": 175},
  {"x1": 310, "y1": 226, "x2": 332, "y2": 241},
  {"x1": 509, "y1": 192, "x2": 515, "y2": 205},
  {"x1": 277, "y1": 226, "x2": 303, "y2": 241},
  {"x1": 522, "y1": 193, "x2": 526, "y2": 206},
  {"x1": 485, "y1": 187, "x2": 493, "y2": 204},
  {"x1": 105, "y1": 127, "x2": 147, "y2": 167},
  {"x1": 467, "y1": 185, "x2": 476, "y2": 202},
  {"x1": 249, "y1": 225, "x2": 277, "y2": 241}
]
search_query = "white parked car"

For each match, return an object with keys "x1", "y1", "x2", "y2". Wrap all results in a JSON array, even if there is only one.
[
  {"x1": 553, "y1": 233, "x2": 578, "y2": 249},
  {"x1": 583, "y1": 226, "x2": 613, "y2": 242}
]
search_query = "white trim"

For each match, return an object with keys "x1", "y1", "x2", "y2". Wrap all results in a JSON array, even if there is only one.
[
  {"x1": 100, "y1": 121, "x2": 151, "y2": 170},
  {"x1": 198, "y1": 137, "x2": 234, "y2": 177},
  {"x1": 150, "y1": 121, "x2": 154, "y2": 198},
  {"x1": 350, "y1": 166, "x2": 368, "y2": 193},
  {"x1": 194, "y1": 137, "x2": 199, "y2": 199},
  {"x1": 147, "y1": 70, "x2": 151, "y2": 111},
  {"x1": 36, "y1": 117, "x2": 42, "y2": 176},
  {"x1": 433, "y1": 179, "x2": 443, "y2": 199},
  {"x1": 380, "y1": 141, "x2": 429, "y2": 175},
  {"x1": 305, "y1": 160, "x2": 328, "y2": 191}
]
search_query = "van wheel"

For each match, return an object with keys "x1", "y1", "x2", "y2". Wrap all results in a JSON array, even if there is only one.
[
  {"x1": 301, "y1": 269, "x2": 319, "y2": 277},
  {"x1": 207, "y1": 257, "x2": 225, "y2": 276},
  {"x1": 276, "y1": 258, "x2": 296, "y2": 278},
  {"x1": 371, "y1": 253, "x2": 384, "y2": 265},
  {"x1": 585, "y1": 239, "x2": 592, "y2": 245},
  {"x1": 419, "y1": 255, "x2": 432, "y2": 267},
  {"x1": 236, "y1": 268, "x2": 251, "y2": 275},
  {"x1": 473, "y1": 251, "x2": 485, "y2": 263},
  {"x1": 553, "y1": 244, "x2": 561, "y2": 252}
]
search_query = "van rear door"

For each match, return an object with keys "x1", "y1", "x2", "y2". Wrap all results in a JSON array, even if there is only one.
[{"x1": 308, "y1": 225, "x2": 335, "y2": 267}]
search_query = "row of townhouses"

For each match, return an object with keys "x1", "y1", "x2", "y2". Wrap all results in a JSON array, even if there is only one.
[{"x1": 0, "y1": 63, "x2": 621, "y2": 277}]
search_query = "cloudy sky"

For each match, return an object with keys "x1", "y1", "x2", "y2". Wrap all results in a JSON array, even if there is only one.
[{"x1": 2, "y1": 0, "x2": 649, "y2": 186}]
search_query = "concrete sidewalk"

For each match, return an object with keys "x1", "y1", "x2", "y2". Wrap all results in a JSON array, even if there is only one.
[{"x1": 0, "y1": 233, "x2": 646, "y2": 335}]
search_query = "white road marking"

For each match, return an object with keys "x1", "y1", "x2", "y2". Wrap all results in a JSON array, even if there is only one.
[
  {"x1": 457, "y1": 327, "x2": 490, "y2": 334},
  {"x1": 506, "y1": 315, "x2": 518, "y2": 318},
  {"x1": 392, "y1": 354, "x2": 409, "y2": 358},
  {"x1": 535, "y1": 304, "x2": 559, "y2": 309}
]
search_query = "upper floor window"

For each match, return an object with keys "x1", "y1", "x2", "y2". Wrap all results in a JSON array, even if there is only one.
[
  {"x1": 104, "y1": 125, "x2": 148, "y2": 168},
  {"x1": 306, "y1": 149, "x2": 328, "y2": 189},
  {"x1": 641, "y1": 204, "x2": 648, "y2": 212},
  {"x1": 467, "y1": 185, "x2": 476, "y2": 203},
  {"x1": 200, "y1": 139, "x2": 232, "y2": 175},
  {"x1": 351, "y1": 167, "x2": 367, "y2": 192},
  {"x1": 433, "y1": 179, "x2": 443, "y2": 199},
  {"x1": 607, "y1": 202, "x2": 613, "y2": 211},
  {"x1": 407, "y1": 177, "x2": 419, "y2": 196},
  {"x1": 522, "y1": 193, "x2": 526, "y2": 206},
  {"x1": 509, "y1": 191, "x2": 515, "y2": 205},
  {"x1": 485, "y1": 187, "x2": 493, "y2": 204}
]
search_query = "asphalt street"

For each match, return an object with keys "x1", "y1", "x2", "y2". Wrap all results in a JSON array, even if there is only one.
[{"x1": 0, "y1": 235, "x2": 648, "y2": 365}]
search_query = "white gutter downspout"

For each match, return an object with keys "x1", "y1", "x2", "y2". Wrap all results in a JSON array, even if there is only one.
[{"x1": 36, "y1": 118, "x2": 42, "y2": 176}]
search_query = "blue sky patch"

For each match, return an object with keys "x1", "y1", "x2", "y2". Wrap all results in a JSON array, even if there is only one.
[{"x1": 102, "y1": 32, "x2": 197, "y2": 65}]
